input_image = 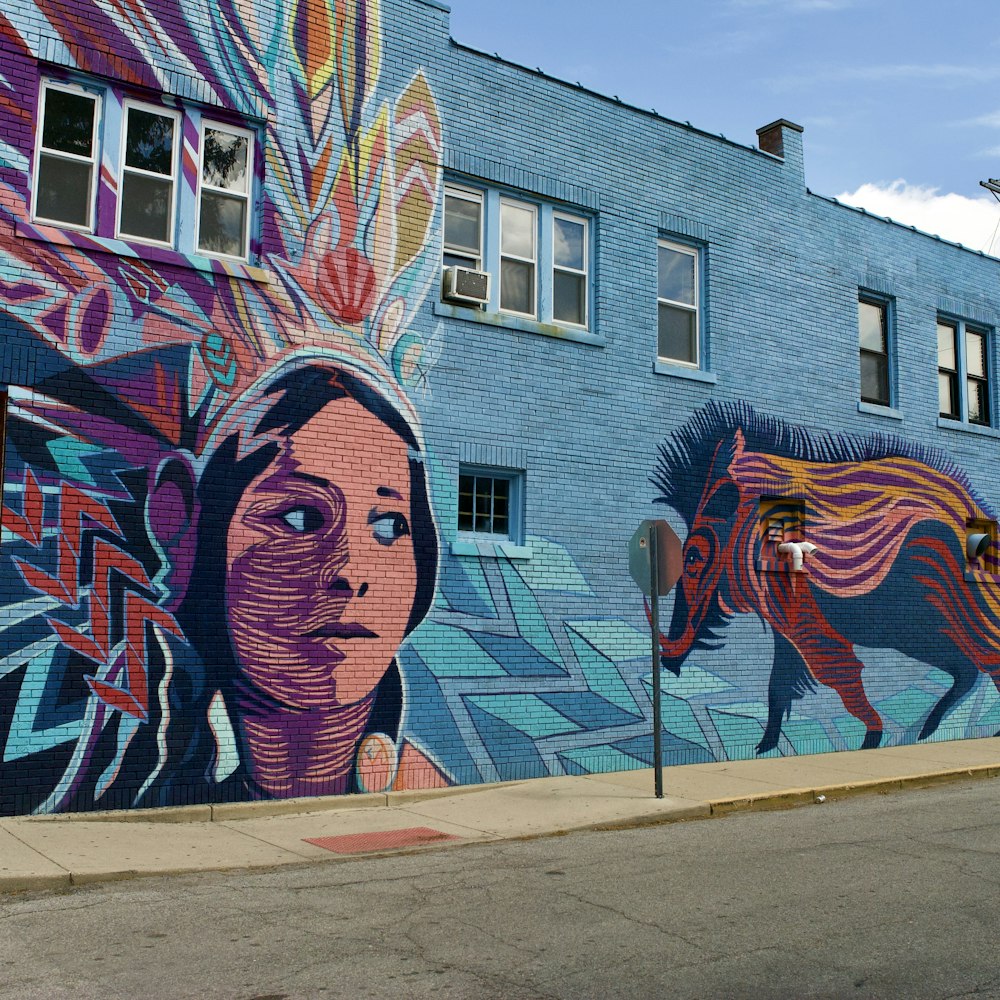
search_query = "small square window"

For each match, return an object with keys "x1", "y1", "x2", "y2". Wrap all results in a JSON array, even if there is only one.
[
  {"x1": 457, "y1": 467, "x2": 523, "y2": 543},
  {"x1": 658, "y1": 240, "x2": 700, "y2": 366},
  {"x1": 859, "y1": 296, "x2": 891, "y2": 406},
  {"x1": 33, "y1": 82, "x2": 101, "y2": 230}
]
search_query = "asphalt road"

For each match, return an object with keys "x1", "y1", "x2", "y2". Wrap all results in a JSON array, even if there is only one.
[{"x1": 3, "y1": 779, "x2": 1000, "y2": 999}]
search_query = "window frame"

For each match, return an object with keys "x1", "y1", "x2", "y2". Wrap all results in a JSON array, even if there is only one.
[
  {"x1": 195, "y1": 118, "x2": 256, "y2": 262},
  {"x1": 115, "y1": 98, "x2": 182, "y2": 248},
  {"x1": 32, "y1": 79, "x2": 102, "y2": 233},
  {"x1": 443, "y1": 184, "x2": 484, "y2": 271},
  {"x1": 552, "y1": 211, "x2": 589, "y2": 329},
  {"x1": 858, "y1": 294, "x2": 893, "y2": 408},
  {"x1": 499, "y1": 198, "x2": 538, "y2": 319},
  {"x1": 457, "y1": 465, "x2": 524, "y2": 546},
  {"x1": 657, "y1": 239, "x2": 701, "y2": 369},
  {"x1": 938, "y1": 315, "x2": 993, "y2": 428},
  {"x1": 439, "y1": 182, "x2": 594, "y2": 335}
]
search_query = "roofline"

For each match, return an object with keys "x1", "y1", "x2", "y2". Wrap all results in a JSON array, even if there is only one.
[
  {"x1": 447, "y1": 38, "x2": 780, "y2": 163},
  {"x1": 807, "y1": 189, "x2": 1000, "y2": 262}
]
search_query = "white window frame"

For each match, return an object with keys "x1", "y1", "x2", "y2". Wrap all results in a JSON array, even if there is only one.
[
  {"x1": 32, "y1": 80, "x2": 102, "y2": 233},
  {"x1": 443, "y1": 184, "x2": 484, "y2": 271},
  {"x1": 115, "y1": 98, "x2": 182, "y2": 248},
  {"x1": 500, "y1": 198, "x2": 538, "y2": 319},
  {"x1": 195, "y1": 119, "x2": 255, "y2": 262},
  {"x1": 657, "y1": 239, "x2": 700, "y2": 368},
  {"x1": 552, "y1": 211, "x2": 589, "y2": 329},
  {"x1": 457, "y1": 465, "x2": 524, "y2": 545}
]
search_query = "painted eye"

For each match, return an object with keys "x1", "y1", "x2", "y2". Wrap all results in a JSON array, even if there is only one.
[
  {"x1": 278, "y1": 505, "x2": 325, "y2": 533},
  {"x1": 371, "y1": 512, "x2": 410, "y2": 546}
]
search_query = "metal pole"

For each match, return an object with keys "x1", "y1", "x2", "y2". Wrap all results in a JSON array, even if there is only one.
[{"x1": 649, "y1": 526, "x2": 663, "y2": 799}]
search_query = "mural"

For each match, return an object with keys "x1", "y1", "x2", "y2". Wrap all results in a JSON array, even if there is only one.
[
  {"x1": 655, "y1": 402, "x2": 1000, "y2": 755},
  {"x1": 2, "y1": 0, "x2": 999, "y2": 817},
  {"x1": 0, "y1": 0, "x2": 449, "y2": 812}
]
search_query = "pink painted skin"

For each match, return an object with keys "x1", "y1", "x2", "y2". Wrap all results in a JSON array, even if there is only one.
[{"x1": 225, "y1": 395, "x2": 418, "y2": 713}]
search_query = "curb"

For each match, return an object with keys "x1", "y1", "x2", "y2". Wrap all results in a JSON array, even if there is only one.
[{"x1": 3, "y1": 764, "x2": 997, "y2": 895}]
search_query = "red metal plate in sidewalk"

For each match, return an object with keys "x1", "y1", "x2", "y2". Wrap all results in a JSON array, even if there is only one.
[{"x1": 304, "y1": 827, "x2": 461, "y2": 854}]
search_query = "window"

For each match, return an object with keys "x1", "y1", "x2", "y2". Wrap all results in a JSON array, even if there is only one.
[
  {"x1": 32, "y1": 75, "x2": 257, "y2": 263},
  {"x1": 441, "y1": 183, "x2": 591, "y2": 331},
  {"x1": 33, "y1": 81, "x2": 101, "y2": 230},
  {"x1": 858, "y1": 296, "x2": 890, "y2": 406},
  {"x1": 939, "y1": 317, "x2": 991, "y2": 427},
  {"x1": 444, "y1": 187, "x2": 483, "y2": 270},
  {"x1": 500, "y1": 200, "x2": 537, "y2": 317},
  {"x1": 658, "y1": 241, "x2": 699, "y2": 366},
  {"x1": 458, "y1": 467, "x2": 523, "y2": 544},
  {"x1": 117, "y1": 101, "x2": 180, "y2": 245},
  {"x1": 553, "y1": 213, "x2": 588, "y2": 327},
  {"x1": 197, "y1": 122, "x2": 254, "y2": 259}
]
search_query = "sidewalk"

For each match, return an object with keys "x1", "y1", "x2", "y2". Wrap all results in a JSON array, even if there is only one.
[{"x1": 2, "y1": 737, "x2": 999, "y2": 893}]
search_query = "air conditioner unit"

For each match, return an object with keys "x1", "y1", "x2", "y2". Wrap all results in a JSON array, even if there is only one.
[{"x1": 443, "y1": 266, "x2": 490, "y2": 306}]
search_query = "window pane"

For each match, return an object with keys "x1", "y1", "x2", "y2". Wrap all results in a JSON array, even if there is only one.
[
  {"x1": 458, "y1": 474, "x2": 474, "y2": 532},
  {"x1": 966, "y1": 330, "x2": 987, "y2": 378},
  {"x1": 125, "y1": 108, "x2": 175, "y2": 175},
  {"x1": 445, "y1": 194, "x2": 481, "y2": 254},
  {"x1": 42, "y1": 89, "x2": 95, "y2": 156},
  {"x1": 554, "y1": 217, "x2": 585, "y2": 270},
  {"x1": 443, "y1": 251, "x2": 478, "y2": 270},
  {"x1": 501, "y1": 259, "x2": 534, "y2": 314},
  {"x1": 658, "y1": 303, "x2": 697, "y2": 364},
  {"x1": 858, "y1": 300, "x2": 886, "y2": 352},
  {"x1": 501, "y1": 202, "x2": 535, "y2": 259},
  {"x1": 968, "y1": 377, "x2": 989, "y2": 426},
  {"x1": 939, "y1": 371, "x2": 958, "y2": 418},
  {"x1": 203, "y1": 127, "x2": 250, "y2": 192},
  {"x1": 937, "y1": 322, "x2": 957, "y2": 371},
  {"x1": 119, "y1": 173, "x2": 172, "y2": 242},
  {"x1": 860, "y1": 351, "x2": 889, "y2": 405},
  {"x1": 554, "y1": 270, "x2": 585, "y2": 326},
  {"x1": 36, "y1": 155, "x2": 92, "y2": 226},
  {"x1": 658, "y1": 245, "x2": 695, "y2": 305},
  {"x1": 199, "y1": 191, "x2": 247, "y2": 256}
]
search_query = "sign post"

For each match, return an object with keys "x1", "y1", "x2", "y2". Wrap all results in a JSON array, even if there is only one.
[{"x1": 628, "y1": 519, "x2": 682, "y2": 799}]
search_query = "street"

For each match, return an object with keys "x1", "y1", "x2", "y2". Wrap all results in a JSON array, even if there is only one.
[{"x1": 3, "y1": 780, "x2": 1000, "y2": 999}]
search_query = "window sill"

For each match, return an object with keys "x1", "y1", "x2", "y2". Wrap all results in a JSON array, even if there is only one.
[
  {"x1": 937, "y1": 417, "x2": 1000, "y2": 440},
  {"x1": 966, "y1": 569, "x2": 1000, "y2": 585},
  {"x1": 858, "y1": 401, "x2": 902, "y2": 421},
  {"x1": 450, "y1": 538, "x2": 532, "y2": 560},
  {"x1": 434, "y1": 301, "x2": 604, "y2": 347},
  {"x1": 653, "y1": 360, "x2": 718, "y2": 384},
  {"x1": 16, "y1": 220, "x2": 271, "y2": 284}
]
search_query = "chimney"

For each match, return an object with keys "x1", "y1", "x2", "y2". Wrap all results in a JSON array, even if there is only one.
[
  {"x1": 756, "y1": 119, "x2": 805, "y2": 189},
  {"x1": 756, "y1": 119, "x2": 803, "y2": 159}
]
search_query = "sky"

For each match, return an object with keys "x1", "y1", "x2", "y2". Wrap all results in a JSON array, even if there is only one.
[{"x1": 445, "y1": 0, "x2": 1000, "y2": 255}]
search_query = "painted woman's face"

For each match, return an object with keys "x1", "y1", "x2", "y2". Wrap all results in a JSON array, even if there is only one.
[{"x1": 225, "y1": 396, "x2": 419, "y2": 710}]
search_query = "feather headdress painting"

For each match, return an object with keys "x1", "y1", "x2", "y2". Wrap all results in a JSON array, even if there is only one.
[{"x1": 0, "y1": 0, "x2": 447, "y2": 813}]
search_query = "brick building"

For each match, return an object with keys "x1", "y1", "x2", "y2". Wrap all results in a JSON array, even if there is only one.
[{"x1": 2, "y1": 0, "x2": 1000, "y2": 814}]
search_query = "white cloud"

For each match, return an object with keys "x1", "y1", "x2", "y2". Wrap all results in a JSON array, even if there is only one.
[
  {"x1": 962, "y1": 110, "x2": 1000, "y2": 128},
  {"x1": 835, "y1": 180, "x2": 1000, "y2": 254}
]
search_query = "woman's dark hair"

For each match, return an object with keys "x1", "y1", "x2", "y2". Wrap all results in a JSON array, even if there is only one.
[{"x1": 149, "y1": 364, "x2": 438, "y2": 804}]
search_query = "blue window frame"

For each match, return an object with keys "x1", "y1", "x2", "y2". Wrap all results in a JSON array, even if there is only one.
[
  {"x1": 457, "y1": 465, "x2": 524, "y2": 545},
  {"x1": 938, "y1": 316, "x2": 992, "y2": 427}
]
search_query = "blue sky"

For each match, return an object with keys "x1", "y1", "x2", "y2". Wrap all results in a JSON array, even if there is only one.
[{"x1": 446, "y1": 0, "x2": 1000, "y2": 253}]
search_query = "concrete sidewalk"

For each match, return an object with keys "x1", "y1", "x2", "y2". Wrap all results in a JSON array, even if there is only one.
[{"x1": 2, "y1": 738, "x2": 999, "y2": 893}]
